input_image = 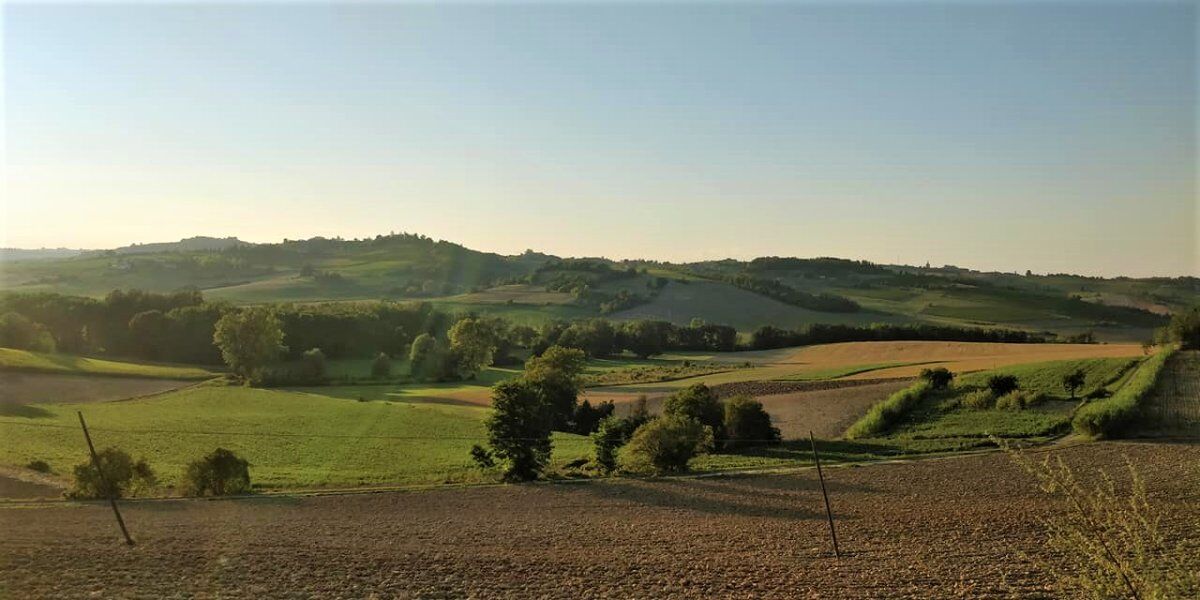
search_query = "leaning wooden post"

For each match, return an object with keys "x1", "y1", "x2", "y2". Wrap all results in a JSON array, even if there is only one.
[
  {"x1": 78, "y1": 411, "x2": 134, "y2": 546},
  {"x1": 809, "y1": 431, "x2": 840, "y2": 559}
]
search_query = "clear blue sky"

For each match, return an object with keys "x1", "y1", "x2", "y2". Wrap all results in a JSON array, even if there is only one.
[{"x1": 3, "y1": 1, "x2": 1196, "y2": 276}]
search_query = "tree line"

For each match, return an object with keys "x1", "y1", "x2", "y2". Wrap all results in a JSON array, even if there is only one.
[{"x1": 748, "y1": 322, "x2": 1048, "y2": 349}]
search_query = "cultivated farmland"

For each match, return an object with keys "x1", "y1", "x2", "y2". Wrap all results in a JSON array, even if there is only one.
[{"x1": 3, "y1": 441, "x2": 1196, "y2": 598}]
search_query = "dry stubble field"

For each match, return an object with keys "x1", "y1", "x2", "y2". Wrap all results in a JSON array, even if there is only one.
[{"x1": 3, "y1": 441, "x2": 1197, "y2": 599}]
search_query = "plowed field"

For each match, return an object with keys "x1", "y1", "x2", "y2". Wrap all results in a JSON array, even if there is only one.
[{"x1": 4, "y1": 441, "x2": 1196, "y2": 599}]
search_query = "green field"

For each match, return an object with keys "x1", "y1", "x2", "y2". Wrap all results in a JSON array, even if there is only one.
[
  {"x1": 885, "y1": 357, "x2": 1141, "y2": 440},
  {"x1": 0, "y1": 385, "x2": 592, "y2": 491},
  {"x1": 0, "y1": 348, "x2": 217, "y2": 380}
]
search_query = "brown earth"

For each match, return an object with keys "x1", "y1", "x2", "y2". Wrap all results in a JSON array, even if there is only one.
[
  {"x1": 603, "y1": 379, "x2": 912, "y2": 440},
  {"x1": 750, "y1": 380, "x2": 914, "y2": 439},
  {"x1": 0, "y1": 372, "x2": 192, "y2": 406},
  {"x1": 3, "y1": 441, "x2": 1197, "y2": 599}
]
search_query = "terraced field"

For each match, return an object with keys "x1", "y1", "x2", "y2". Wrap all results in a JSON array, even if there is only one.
[{"x1": 4, "y1": 441, "x2": 1196, "y2": 598}]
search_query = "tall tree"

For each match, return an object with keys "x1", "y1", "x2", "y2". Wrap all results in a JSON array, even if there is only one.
[
  {"x1": 448, "y1": 316, "x2": 498, "y2": 377},
  {"x1": 484, "y1": 379, "x2": 553, "y2": 482},
  {"x1": 524, "y1": 345, "x2": 587, "y2": 428},
  {"x1": 212, "y1": 308, "x2": 285, "y2": 383}
]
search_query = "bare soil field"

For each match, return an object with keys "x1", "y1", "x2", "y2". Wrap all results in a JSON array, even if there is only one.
[
  {"x1": 4, "y1": 441, "x2": 1196, "y2": 599},
  {"x1": 0, "y1": 372, "x2": 192, "y2": 407},
  {"x1": 603, "y1": 379, "x2": 911, "y2": 440},
  {"x1": 750, "y1": 380, "x2": 914, "y2": 439}
]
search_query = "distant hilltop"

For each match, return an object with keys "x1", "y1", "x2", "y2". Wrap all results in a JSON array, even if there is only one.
[
  {"x1": 99, "y1": 236, "x2": 251, "y2": 256},
  {"x1": 2, "y1": 237, "x2": 251, "y2": 263}
]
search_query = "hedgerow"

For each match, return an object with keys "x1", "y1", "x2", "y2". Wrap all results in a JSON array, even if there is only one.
[
  {"x1": 845, "y1": 380, "x2": 933, "y2": 439},
  {"x1": 1072, "y1": 347, "x2": 1176, "y2": 438}
]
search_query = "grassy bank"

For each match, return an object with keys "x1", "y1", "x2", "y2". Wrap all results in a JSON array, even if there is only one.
[{"x1": 0, "y1": 348, "x2": 217, "y2": 380}]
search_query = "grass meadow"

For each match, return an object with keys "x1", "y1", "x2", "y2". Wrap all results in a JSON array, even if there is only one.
[{"x1": 0, "y1": 384, "x2": 592, "y2": 491}]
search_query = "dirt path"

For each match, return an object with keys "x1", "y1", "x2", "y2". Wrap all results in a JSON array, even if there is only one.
[{"x1": 3, "y1": 441, "x2": 1196, "y2": 598}]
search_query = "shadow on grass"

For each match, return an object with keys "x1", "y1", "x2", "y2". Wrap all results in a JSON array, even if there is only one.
[{"x1": 0, "y1": 403, "x2": 53, "y2": 418}]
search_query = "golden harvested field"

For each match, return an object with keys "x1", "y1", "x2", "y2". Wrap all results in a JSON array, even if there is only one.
[
  {"x1": 588, "y1": 342, "x2": 1143, "y2": 400},
  {"x1": 3, "y1": 441, "x2": 1196, "y2": 598},
  {"x1": 785, "y1": 341, "x2": 1145, "y2": 380},
  {"x1": 300, "y1": 342, "x2": 1147, "y2": 411}
]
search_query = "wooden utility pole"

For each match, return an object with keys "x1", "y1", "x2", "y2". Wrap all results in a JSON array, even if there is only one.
[
  {"x1": 809, "y1": 431, "x2": 840, "y2": 558},
  {"x1": 78, "y1": 411, "x2": 134, "y2": 546}
]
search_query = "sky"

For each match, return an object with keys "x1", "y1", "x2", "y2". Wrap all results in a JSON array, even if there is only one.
[{"x1": 2, "y1": 1, "x2": 1196, "y2": 277}]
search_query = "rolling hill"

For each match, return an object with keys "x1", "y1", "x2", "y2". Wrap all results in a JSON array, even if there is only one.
[{"x1": 1, "y1": 233, "x2": 1193, "y2": 341}]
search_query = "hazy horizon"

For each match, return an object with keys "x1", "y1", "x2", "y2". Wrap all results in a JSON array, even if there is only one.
[{"x1": 3, "y1": 1, "x2": 1197, "y2": 277}]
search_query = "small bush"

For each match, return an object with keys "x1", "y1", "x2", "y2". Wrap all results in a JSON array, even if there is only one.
[
  {"x1": 987, "y1": 374, "x2": 1020, "y2": 397},
  {"x1": 371, "y1": 352, "x2": 392, "y2": 378},
  {"x1": 919, "y1": 367, "x2": 955, "y2": 390},
  {"x1": 723, "y1": 395, "x2": 780, "y2": 449},
  {"x1": 1073, "y1": 348, "x2": 1175, "y2": 438},
  {"x1": 996, "y1": 390, "x2": 1047, "y2": 411},
  {"x1": 68, "y1": 448, "x2": 156, "y2": 499},
  {"x1": 619, "y1": 416, "x2": 713, "y2": 474},
  {"x1": 845, "y1": 381, "x2": 932, "y2": 438},
  {"x1": 25, "y1": 459, "x2": 52, "y2": 474},
  {"x1": 183, "y1": 448, "x2": 251, "y2": 496}
]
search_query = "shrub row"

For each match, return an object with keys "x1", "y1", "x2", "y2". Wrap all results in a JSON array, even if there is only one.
[
  {"x1": 1072, "y1": 347, "x2": 1176, "y2": 438},
  {"x1": 845, "y1": 381, "x2": 933, "y2": 439}
]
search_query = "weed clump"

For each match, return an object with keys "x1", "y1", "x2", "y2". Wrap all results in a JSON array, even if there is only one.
[
  {"x1": 1006, "y1": 444, "x2": 1199, "y2": 598},
  {"x1": 962, "y1": 389, "x2": 996, "y2": 410},
  {"x1": 995, "y1": 390, "x2": 1047, "y2": 411}
]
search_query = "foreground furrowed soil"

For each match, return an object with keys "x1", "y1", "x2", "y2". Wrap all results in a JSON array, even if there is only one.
[{"x1": 3, "y1": 441, "x2": 1196, "y2": 599}]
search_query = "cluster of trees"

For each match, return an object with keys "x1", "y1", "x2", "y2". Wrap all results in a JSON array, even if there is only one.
[
  {"x1": 470, "y1": 346, "x2": 599, "y2": 481},
  {"x1": 594, "y1": 384, "x2": 781, "y2": 474},
  {"x1": 750, "y1": 322, "x2": 1047, "y2": 350},
  {"x1": 0, "y1": 291, "x2": 450, "y2": 366},
  {"x1": 1158, "y1": 305, "x2": 1200, "y2": 349},
  {"x1": 476, "y1": 371, "x2": 781, "y2": 481},
  {"x1": 0, "y1": 290, "x2": 741, "y2": 375},
  {"x1": 0, "y1": 312, "x2": 57, "y2": 352},
  {"x1": 536, "y1": 318, "x2": 737, "y2": 358},
  {"x1": 696, "y1": 271, "x2": 860, "y2": 313}
]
